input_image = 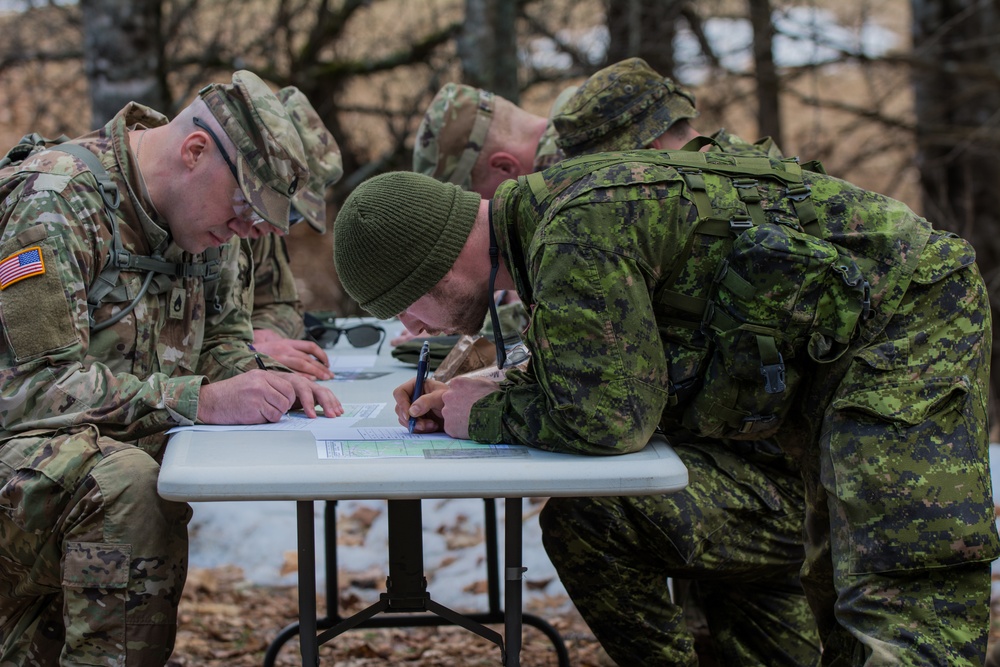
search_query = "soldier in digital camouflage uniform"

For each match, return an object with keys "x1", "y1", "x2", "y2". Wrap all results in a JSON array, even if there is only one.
[
  {"x1": 334, "y1": 145, "x2": 998, "y2": 664},
  {"x1": 0, "y1": 70, "x2": 342, "y2": 666},
  {"x1": 516, "y1": 56, "x2": 818, "y2": 666},
  {"x1": 244, "y1": 86, "x2": 344, "y2": 381},
  {"x1": 554, "y1": 57, "x2": 783, "y2": 160},
  {"x1": 413, "y1": 82, "x2": 569, "y2": 198}
]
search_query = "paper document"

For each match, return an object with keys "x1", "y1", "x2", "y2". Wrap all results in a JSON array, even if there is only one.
[
  {"x1": 166, "y1": 403, "x2": 386, "y2": 434},
  {"x1": 317, "y1": 438, "x2": 530, "y2": 459}
]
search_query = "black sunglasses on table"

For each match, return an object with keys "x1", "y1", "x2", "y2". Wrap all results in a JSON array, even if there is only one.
[{"x1": 304, "y1": 313, "x2": 386, "y2": 355}]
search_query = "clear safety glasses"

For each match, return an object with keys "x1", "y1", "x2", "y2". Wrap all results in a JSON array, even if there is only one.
[{"x1": 193, "y1": 116, "x2": 266, "y2": 227}]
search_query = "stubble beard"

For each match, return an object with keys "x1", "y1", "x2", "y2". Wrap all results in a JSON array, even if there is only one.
[{"x1": 429, "y1": 280, "x2": 491, "y2": 336}]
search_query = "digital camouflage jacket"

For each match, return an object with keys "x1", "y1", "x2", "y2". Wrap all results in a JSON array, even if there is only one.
[{"x1": 467, "y1": 149, "x2": 942, "y2": 455}]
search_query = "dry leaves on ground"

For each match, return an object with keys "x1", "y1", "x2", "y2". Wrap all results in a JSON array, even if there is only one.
[
  {"x1": 170, "y1": 566, "x2": 1000, "y2": 666},
  {"x1": 169, "y1": 565, "x2": 610, "y2": 667}
]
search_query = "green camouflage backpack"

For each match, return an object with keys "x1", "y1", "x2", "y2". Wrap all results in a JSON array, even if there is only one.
[
  {"x1": 522, "y1": 149, "x2": 870, "y2": 441},
  {"x1": 0, "y1": 133, "x2": 224, "y2": 331}
]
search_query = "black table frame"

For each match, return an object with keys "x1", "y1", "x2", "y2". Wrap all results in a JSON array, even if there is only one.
[{"x1": 262, "y1": 498, "x2": 570, "y2": 666}]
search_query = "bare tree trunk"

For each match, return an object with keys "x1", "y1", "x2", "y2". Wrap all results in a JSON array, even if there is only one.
[
  {"x1": 80, "y1": 0, "x2": 168, "y2": 126},
  {"x1": 748, "y1": 0, "x2": 781, "y2": 145},
  {"x1": 911, "y1": 0, "x2": 1000, "y2": 437},
  {"x1": 458, "y1": 0, "x2": 519, "y2": 101},
  {"x1": 605, "y1": 0, "x2": 684, "y2": 77}
]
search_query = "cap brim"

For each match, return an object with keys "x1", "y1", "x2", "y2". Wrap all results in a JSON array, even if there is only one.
[
  {"x1": 291, "y1": 189, "x2": 326, "y2": 233},
  {"x1": 236, "y1": 155, "x2": 291, "y2": 233}
]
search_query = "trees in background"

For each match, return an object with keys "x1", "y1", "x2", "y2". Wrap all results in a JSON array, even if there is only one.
[
  {"x1": 2, "y1": 0, "x2": 999, "y2": 429},
  {"x1": 911, "y1": 0, "x2": 1000, "y2": 435}
]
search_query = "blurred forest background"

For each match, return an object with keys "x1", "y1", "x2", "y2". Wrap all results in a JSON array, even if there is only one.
[{"x1": 1, "y1": 0, "x2": 998, "y2": 429}]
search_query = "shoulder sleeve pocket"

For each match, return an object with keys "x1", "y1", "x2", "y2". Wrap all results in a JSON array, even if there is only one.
[{"x1": 0, "y1": 236, "x2": 80, "y2": 362}]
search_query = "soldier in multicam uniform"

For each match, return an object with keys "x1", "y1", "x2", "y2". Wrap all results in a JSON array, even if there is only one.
[
  {"x1": 334, "y1": 136, "x2": 998, "y2": 664},
  {"x1": 0, "y1": 70, "x2": 342, "y2": 665},
  {"x1": 244, "y1": 86, "x2": 344, "y2": 381},
  {"x1": 407, "y1": 82, "x2": 564, "y2": 344},
  {"x1": 413, "y1": 82, "x2": 567, "y2": 198},
  {"x1": 517, "y1": 57, "x2": 817, "y2": 665}
]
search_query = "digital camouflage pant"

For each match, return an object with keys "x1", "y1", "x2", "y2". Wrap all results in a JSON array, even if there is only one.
[
  {"x1": 0, "y1": 427, "x2": 191, "y2": 666},
  {"x1": 797, "y1": 260, "x2": 998, "y2": 666},
  {"x1": 541, "y1": 440, "x2": 820, "y2": 666},
  {"x1": 542, "y1": 263, "x2": 997, "y2": 666}
]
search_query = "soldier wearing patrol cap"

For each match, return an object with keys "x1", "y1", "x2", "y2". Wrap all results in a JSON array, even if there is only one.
[
  {"x1": 413, "y1": 82, "x2": 568, "y2": 198},
  {"x1": 544, "y1": 57, "x2": 817, "y2": 665},
  {"x1": 554, "y1": 56, "x2": 783, "y2": 158},
  {"x1": 0, "y1": 70, "x2": 342, "y2": 665},
  {"x1": 244, "y1": 86, "x2": 345, "y2": 381}
]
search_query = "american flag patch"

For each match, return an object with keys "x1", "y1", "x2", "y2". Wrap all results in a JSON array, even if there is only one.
[{"x1": 0, "y1": 246, "x2": 45, "y2": 289}]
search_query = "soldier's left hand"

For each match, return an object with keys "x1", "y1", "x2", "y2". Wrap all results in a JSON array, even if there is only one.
[
  {"x1": 440, "y1": 376, "x2": 502, "y2": 440},
  {"x1": 283, "y1": 372, "x2": 343, "y2": 417},
  {"x1": 253, "y1": 338, "x2": 333, "y2": 381}
]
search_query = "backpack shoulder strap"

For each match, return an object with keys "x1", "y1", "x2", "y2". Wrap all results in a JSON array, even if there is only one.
[{"x1": 48, "y1": 144, "x2": 126, "y2": 329}]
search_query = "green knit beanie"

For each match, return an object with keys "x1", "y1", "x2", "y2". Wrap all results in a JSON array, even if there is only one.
[{"x1": 334, "y1": 171, "x2": 482, "y2": 319}]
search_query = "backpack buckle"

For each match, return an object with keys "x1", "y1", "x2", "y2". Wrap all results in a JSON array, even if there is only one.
[
  {"x1": 760, "y1": 355, "x2": 786, "y2": 394},
  {"x1": 729, "y1": 215, "x2": 753, "y2": 231},
  {"x1": 739, "y1": 413, "x2": 779, "y2": 434},
  {"x1": 786, "y1": 184, "x2": 812, "y2": 201}
]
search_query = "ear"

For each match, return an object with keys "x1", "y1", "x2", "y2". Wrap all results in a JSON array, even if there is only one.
[
  {"x1": 487, "y1": 152, "x2": 522, "y2": 178},
  {"x1": 181, "y1": 131, "x2": 210, "y2": 170},
  {"x1": 649, "y1": 136, "x2": 665, "y2": 150}
]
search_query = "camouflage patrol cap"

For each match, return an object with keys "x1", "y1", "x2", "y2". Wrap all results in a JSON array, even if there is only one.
[
  {"x1": 276, "y1": 86, "x2": 343, "y2": 233},
  {"x1": 198, "y1": 70, "x2": 308, "y2": 232},
  {"x1": 553, "y1": 58, "x2": 699, "y2": 156},
  {"x1": 412, "y1": 83, "x2": 495, "y2": 190}
]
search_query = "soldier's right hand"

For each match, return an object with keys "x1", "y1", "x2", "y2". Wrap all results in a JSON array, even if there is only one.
[
  {"x1": 393, "y1": 377, "x2": 449, "y2": 433},
  {"x1": 197, "y1": 370, "x2": 341, "y2": 424}
]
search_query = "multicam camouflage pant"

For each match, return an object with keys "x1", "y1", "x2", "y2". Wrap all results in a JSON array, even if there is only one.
[
  {"x1": 540, "y1": 441, "x2": 820, "y2": 666},
  {"x1": 0, "y1": 427, "x2": 191, "y2": 666},
  {"x1": 798, "y1": 261, "x2": 999, "y2": 666}
]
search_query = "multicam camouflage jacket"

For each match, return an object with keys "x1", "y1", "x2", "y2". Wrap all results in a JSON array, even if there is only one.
[
  {"x1": 0, "y1": 104, "x2": 264, "y2": 455},
  {"x1": 249, "y1": 233, "x2": 306, "y2": 339},
  {"x1": 466, "y1": 149, "x2": 963, "y2": 455}
]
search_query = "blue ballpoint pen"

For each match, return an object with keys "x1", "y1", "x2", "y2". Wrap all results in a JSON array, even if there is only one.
[{"x1": 408, "y1": 341, "x2": 431, "y2": 433}]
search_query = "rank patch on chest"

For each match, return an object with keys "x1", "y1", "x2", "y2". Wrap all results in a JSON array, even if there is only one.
[
  {"x1": 0, "y1": 246, "x2": 45, "y2": 289},
  {"x1": 169, "y1": 286, "x2": 186, "y2": 320}
]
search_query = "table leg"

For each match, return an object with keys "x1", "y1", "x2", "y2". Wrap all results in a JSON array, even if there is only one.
[
  {"x1": 297, "y1": 500, "x2": 319, "y2": 667},
  {"x1": 504, "y1": 497, "x2": 525, "y2": 667}
]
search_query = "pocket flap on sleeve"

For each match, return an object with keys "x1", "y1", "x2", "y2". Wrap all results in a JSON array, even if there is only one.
[
  {"x1": 831, "y1": 377, "x2": 970, "y2": 427},
  {"x1": 63, "y1": 541, "x2": 130, "y2": 589}
]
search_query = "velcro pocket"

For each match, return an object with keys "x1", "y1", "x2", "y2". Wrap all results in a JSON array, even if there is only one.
[
  {"x1": 62, "y1": 541, "x2": 130, "y2": 589},
  {"x1": 826, "y1": 377, "x2": 999, "y2": 574}
]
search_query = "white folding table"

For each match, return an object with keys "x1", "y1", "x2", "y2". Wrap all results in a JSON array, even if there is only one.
[{"x1": 158, "y1": 339, "x2": 688, "y2": 666}]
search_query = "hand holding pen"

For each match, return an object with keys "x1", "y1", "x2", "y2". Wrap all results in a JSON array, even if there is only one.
[
  {"x1": 248, "y1": 343, "x2": 268, "y2": 370},
  {"x1": 408, "y1": 341, "x2": 430, "y2": 433}
]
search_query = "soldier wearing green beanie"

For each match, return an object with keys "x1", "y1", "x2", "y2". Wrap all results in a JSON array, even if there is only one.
[
  {"x1": 522, "y1": 58, "x2": 817, "y2": 666},
  {"x1": 336, "y1": 152, "x2": 998, "y2": 667}
]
